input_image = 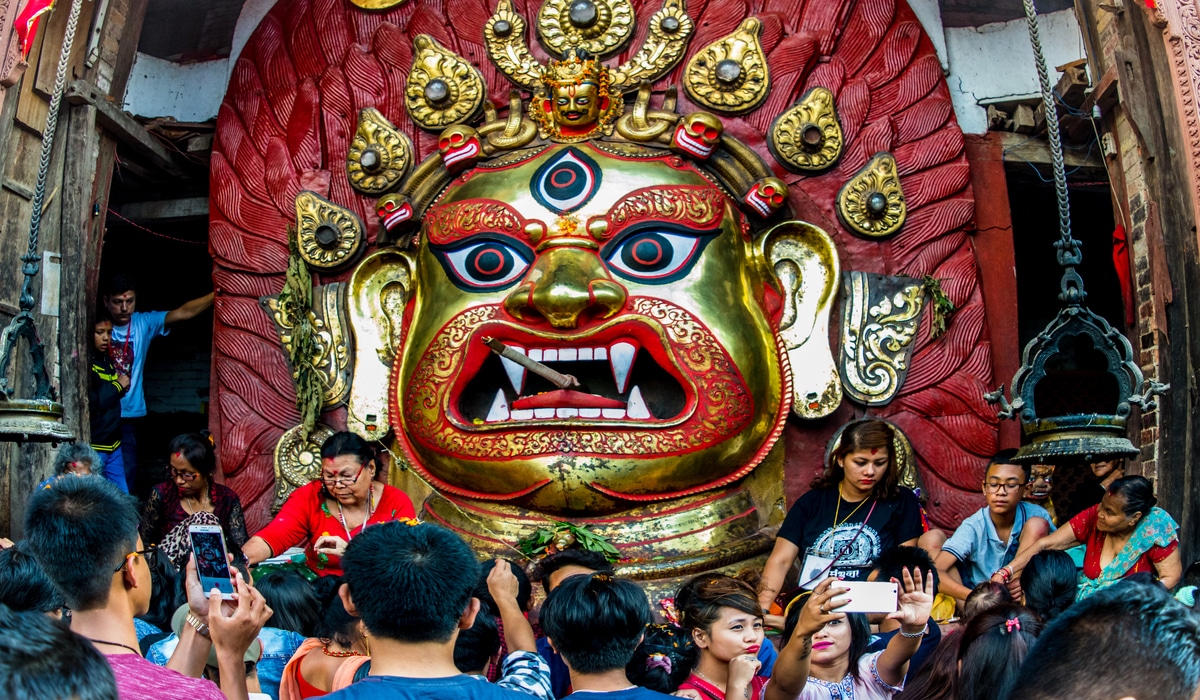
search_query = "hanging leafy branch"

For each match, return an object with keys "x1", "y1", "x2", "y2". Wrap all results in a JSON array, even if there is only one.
[
  {"x1": 516, "y1": 521, "x2": 621, "y2": 563},
  {"x1": 277, "y1": 227, "x2": 322, "y2": 440},
  {"x1": 922, "y1": 275, "x2": 957, "y2": 340}
]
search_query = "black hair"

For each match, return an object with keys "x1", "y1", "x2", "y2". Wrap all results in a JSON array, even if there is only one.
[
  {"x1": 52, "y1": 444, "x2": 103, "y2": 477},
  {"x1": 0, "y1": 543, "x2": 64, "y2": 614},
  {"x1": 987, "y1": 450, "x2": 1029, "y2": 480},
  {"x1": 453, "y1": 605, "x2": 500, "y2": 674},
  {"x1": 870, "y1": 546, "x2": 939, "y2": 594},
  {"x1": 0, "y1": 604, "x2": 119, "y2": 700},
  {"x1": 475, "y1": 559, "x2": 533, "y2": 614},
  {"x1": 1106, "y1": 475, "x2": 1157, "y2": 520},
  {"x1": 1004, "y1": 578, "x2": 1200, "y2": 700},
  {"x1": 320, "y1": 431, "x2": 377, "y2": 466},
  {"x1": 93, "y1": 304, "x2": 115, "y2": 327},
  {"x1": 894, "y1": 628, "x2": 962, "y2": 700},
  {"x1": 341, "y1": 522, "x2": 479, "y2": 643},
  {"x1": 812, "y1": 419, "x2": 902, "y2": 500},
  {"x1": 957, "y1": 603, "x2": 1042, "y2": 700},
  {"x1": 23, "y1": 476, "x2": 139, "y2": 611},
  {"x1": 963, "y1": 581, "x2": 1013, "y2": 621},
  {"x1": 1019, "y1": 550, "x2": 1076, "y2": 624},
  {"x1": 103, "y1": 273, "x2": 137, "y2": 298},
  {"x1": 168, "y1": 432, "x2": 217, "y2": 479},
  {"x1": 782, "y1": 603, "x2": 871, "y2": 681},
  {"x1": 676, "y1": 574, "x2": 762, "y2": 636},
  {"x1": 312, "y1": 575, "x2": 363, "y2": 648},
  {"x1": 256, "y1": 569, "x2": 320, "y2": 636},
  {"x1": 541, "y1": 572, "x2": 651, "y2": 674},
  {"x1": 137, "y1": 545, "x2": 183, "y2": 633},
  {"x1": 533, "y1": 548, "x2": 614, "y2": 594},
  {"x1": 626, "y1": 623, "x2": 697, "y2": 693}
]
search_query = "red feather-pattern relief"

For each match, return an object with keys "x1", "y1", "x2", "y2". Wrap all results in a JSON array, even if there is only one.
[{"x1": 213, "y1": 0, "x2": 998, "y2": 531}]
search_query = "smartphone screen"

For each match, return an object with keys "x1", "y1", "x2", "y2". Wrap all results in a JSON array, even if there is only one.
[{"x1": 189, "y1": 526, "x2": 234, "y2": 597}]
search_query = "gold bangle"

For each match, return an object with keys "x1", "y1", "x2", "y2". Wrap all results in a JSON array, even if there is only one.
[{"x1": 186, "y1": 612, "x2": 211, "y2": 639}]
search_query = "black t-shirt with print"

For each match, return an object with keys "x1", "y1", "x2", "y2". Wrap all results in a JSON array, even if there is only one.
[{"x1": 776, "y1": 485, "x2": 924, "y2": 582}]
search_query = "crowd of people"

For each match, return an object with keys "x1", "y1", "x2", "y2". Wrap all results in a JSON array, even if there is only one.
[{"x1": 3, "y1": 416, "x2": 1200, "y2": 700}]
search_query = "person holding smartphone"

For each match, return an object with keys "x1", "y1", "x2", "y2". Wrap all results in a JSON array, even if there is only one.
[
  {"x1": 242, "y1": 432, "x2": 416, "y2": 576},
  {"x1": 757, "y1": 420, "x2": 924, "y2": 622}
]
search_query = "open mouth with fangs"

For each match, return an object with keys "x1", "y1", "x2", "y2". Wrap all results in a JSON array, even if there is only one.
[{"x1": 455, "y1": 336, "x2": 689, "y2": 425}]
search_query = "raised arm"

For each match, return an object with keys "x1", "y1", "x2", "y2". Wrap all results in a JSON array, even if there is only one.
[
  {"x1": 165, "y1": 292, "x2": 214, "y2": 326},
  {"x1": 1002, "y1": 524, "x2": 1080, "y2": 581},
  {"x1": 764, "y1": 578, "x2": 848, "y2": 700},
  {"x1": 876, "y1": 567, "x2": 934, "y2": 688},
  {"x1": 488, "y1": 560, "x2": 536, "y2": 653}
]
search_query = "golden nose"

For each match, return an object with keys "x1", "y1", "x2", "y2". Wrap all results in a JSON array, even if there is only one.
[{"x1": 505, "y1": 246, "x2": 626, "y2": 329}]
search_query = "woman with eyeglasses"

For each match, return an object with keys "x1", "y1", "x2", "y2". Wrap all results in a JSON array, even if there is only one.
[
  {"x1": 140, "y1": 432, "x2": 249, "y2": 570},
  {"x1": 241, "y1": 431, "x2": 416, "y2": 576}
]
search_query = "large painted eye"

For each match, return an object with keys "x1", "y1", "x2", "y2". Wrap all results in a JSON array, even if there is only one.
[
  {"x1": 605, "y1": 229, "x2": 713, "y2": 284},
  {"x1": 434, "y1": 238, "x2": 531, "y2": 291}
]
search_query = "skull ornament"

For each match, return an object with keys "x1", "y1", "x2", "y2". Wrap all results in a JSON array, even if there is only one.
[
  {"x1": 438, "y1": 125, "x2": 483, "y2": 172},
  {"x1": 376, "y1": 193, "x2": 414, "y2": 236},
  {"x1": 743, "y1": 177, "x2": 789, "y2": 218},
  {"x1": 671, "y1": 112, "x2": 724, "y2": 160}
]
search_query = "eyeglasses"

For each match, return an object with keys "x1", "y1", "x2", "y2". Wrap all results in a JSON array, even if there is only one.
[
  {"x1": 169, "y1": 468, "x2": 199, "y2": 482},
  {"x1": 322, "y1": 465, "x2": 365, "y2": 488},
  {"x1": 114, "y1": 546, "x2": 157, "y2": 572},
  {"x1": 983, "y1": 481, "x2": 1023, "y2": 493}
]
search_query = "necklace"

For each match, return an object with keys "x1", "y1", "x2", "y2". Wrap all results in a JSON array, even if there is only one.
[
  {"x1": 88, "y1": 638, "x2": 141, "y2": 656},
  {"x1": 336, "y1": 485, "x2": 376, "y2": 542},
  {"x1": 322, "y1": 644, "x2": 364, "y2": 658},
  {"x1": 833, "y1": 485, "x2": 871, "y2": 528}
]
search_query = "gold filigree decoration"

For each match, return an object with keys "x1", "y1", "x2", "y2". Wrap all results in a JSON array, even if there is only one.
[
  {"x1": 528, "y1": 50, "x2": 623, "y2": 142},
  {"x1": 479, "y1": 92, "x2": 539, "y2": 151},
  {"x1": 836, "y1": 153, "x2": 907, "y2": 239},
  {"x1": 478, "y1": 145, "x2": 550, "y2": 169},
  {"x1": 484, "y1": 0, "x2": 542, "y2": 90},
  {"x1": 537, "y1": 0, "x2": 634, "y2": 58},
  {"x1": 615, "y1": 84, "x2": 678, "y2": 142},
  {"x1": 760, "y1": 221, "x2": 842, "y2": 419},
  {"x1": 272, "y1": 423, "x2": 335, "y2": 512},
  {"x1": 347, "y1": 0, "x2": 408, "y2": 10},
  {"x1": 294, "y1": 191, "x2": 364, "y2": 269},
  {"x1": 683, "y1": 18, "x2": 768, "y2": 115},
  {"x1": 609, "y1": 0, "x2": 694, "y2": 90},
  {"x1": 406, "y1": 35, "x2": 486, "y2": 131},
  {"x1": 347, "y1": 108, "x2": 413, "y2": 195},
  {"x1": 839, "y1": 272, "x2": 926, "y2": 406},
  {"x1": 769, "y1": 87, "x2": 844, "y2": 172},
  {"x1": 261, "y1": 283, "x2": 354, "y2": 408}
]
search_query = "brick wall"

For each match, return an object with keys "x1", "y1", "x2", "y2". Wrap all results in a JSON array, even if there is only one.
[{"x1": 143, "y1": 351, "x2": 210, "y2": 415}]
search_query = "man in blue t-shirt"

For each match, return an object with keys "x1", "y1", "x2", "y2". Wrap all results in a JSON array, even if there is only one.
[
  {"x1": 104, "y1": 274, "x2": 213, "y2": 489},
  {"x1": 327, "y1": 522, "x2": 533, "y2": 700},
  {"x1": 932, "y1": 450, "x2": 1055, "y2": 605}
]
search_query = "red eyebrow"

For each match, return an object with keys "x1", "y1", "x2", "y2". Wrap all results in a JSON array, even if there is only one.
[
  {"x1": 594, "y1": 185, "x2": 729, "y2": 239},
  {"x1": 424, "y1": 199, "x2": 529, "y2": 246}
]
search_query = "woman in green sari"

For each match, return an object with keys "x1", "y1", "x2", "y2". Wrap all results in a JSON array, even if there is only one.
[{"x1": 1001, "y1": 476, "x2": 1181, "y2": 600}]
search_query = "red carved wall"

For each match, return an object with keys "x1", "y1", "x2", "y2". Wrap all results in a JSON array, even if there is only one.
[{"x1": 211, "y1": 0, "x2": 995, "y2": 533}]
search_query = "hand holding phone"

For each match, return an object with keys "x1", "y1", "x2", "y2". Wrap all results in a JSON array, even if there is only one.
[
  {"x1": 189, "y1": 524, "x2": 235, "y2": 600},
  {"x1": 829, "y1": 580, "x2": 899, "y2": 614}
]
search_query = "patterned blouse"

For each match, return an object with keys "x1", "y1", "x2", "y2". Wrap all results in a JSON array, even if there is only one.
[{"x1": 140, "y1": 481, "x2": 249, "y2": 555}]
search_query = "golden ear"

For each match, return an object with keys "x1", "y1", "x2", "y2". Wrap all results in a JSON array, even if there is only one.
[
  {"x1": 346, "y1": 249, "x2": 417, "y2": 438},
  {"x1": 758, "y1": 221, "x2": 842, "y2": 419}
]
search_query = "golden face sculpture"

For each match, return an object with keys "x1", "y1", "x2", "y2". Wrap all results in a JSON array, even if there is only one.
[
  {"x1": 366, "y1": 143, "x2": 832, "y2": 514},
  {"x1": 554, "y1": 81, "x2": 602, "y2": 127}
]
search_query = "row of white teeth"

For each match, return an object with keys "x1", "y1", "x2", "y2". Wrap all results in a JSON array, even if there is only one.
[
  {"x1": 485, "y1": 386, "x2": 651, "y2": 422},
  {"x1": 497, "y1": 341, "x2": 638, "y2": 395}
]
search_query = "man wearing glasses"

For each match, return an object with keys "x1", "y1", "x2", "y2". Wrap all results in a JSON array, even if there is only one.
[{"x1": 930, "y1": 449, "x2": 1055, "y2": 608}]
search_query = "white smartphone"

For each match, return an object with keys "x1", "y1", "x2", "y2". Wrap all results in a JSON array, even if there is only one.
[
  {"x1": 829, "y1": 580, "x2": 898, "y2": 614},
  {"x1": 188, "y1": 524, "x2": 235, "y2": 600}
]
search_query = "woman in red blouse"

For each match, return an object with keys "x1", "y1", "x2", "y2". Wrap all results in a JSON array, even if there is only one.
[
  {"x1": 1002, "y1": 475, "x2": 1181, "y2": 600},
  {"x1": 242, "y1": 432, "x2": 416, "y2": 576}
]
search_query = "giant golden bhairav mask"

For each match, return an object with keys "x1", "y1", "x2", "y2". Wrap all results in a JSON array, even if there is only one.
[{"x1": 385, "y1": 143, "x2": 806, "y2": 513}]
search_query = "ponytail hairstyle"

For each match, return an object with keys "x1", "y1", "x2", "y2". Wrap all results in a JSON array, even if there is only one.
[
  {"x1": 812, "y1": 419, "x2": 900, "y2": 500},
  {"x1": 1019, "y1": 550, "x2": 1076, "y2": 624},
  {"x1": 963, "y1": 581, "x2": 1013, "y2": 621},
  {"x1": 626, "y1": 623, "x2": 697, "y2": 693},
  {"x1": 313, "y1": 575, "x2": 364, "y2": 649},
  {"x1": 956, "y1": 603, "x2": 1043, "y2": 700},
  {"x1": 1107, "y1": 475, "x2": 1157, "y2": 525}
]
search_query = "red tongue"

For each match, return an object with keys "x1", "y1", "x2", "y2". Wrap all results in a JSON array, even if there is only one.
[{"x1": 511, "y1": 390, "x2": 626, "y2": 410}]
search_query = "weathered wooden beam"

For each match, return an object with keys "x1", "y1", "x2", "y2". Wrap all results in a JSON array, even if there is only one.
[
  {"x1": 117, "y1": 196, "x2": 208, "y2": 222},
  {"x1": 63, "y1": 79, "x2": 188, "y2": 179},
  {"x1": 996, "y1": 131, "x2": 1106, "y2": 174}
]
